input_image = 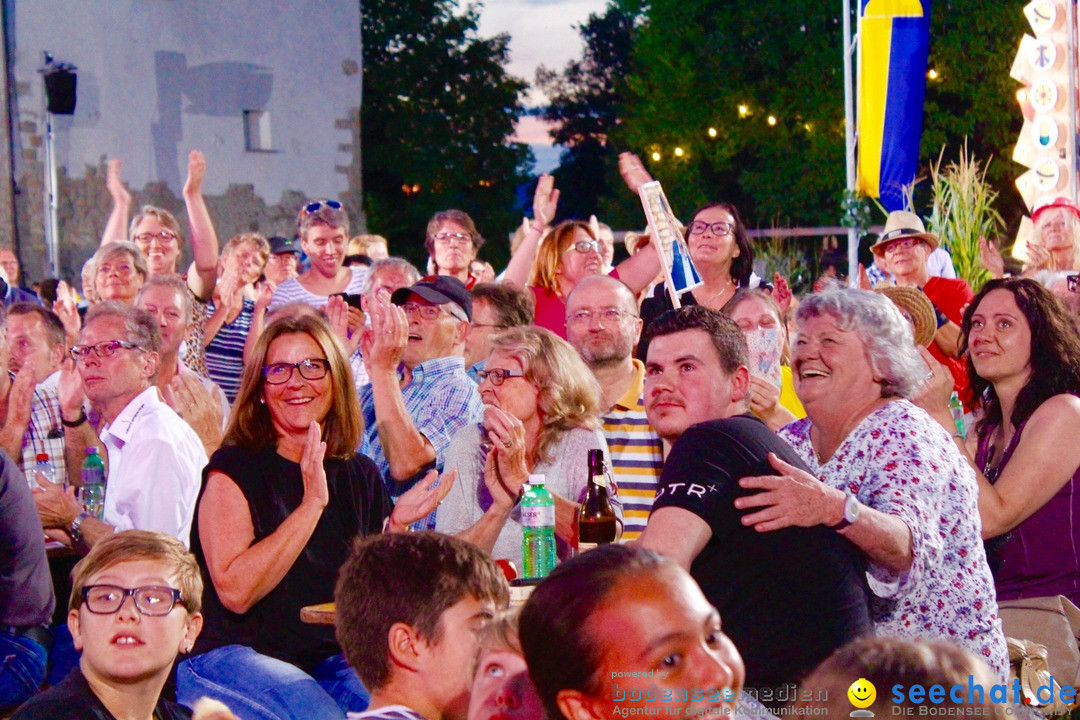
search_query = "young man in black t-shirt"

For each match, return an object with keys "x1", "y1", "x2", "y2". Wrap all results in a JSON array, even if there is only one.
[{"x1": 637, "y1": 307, "x2": 871, "y2": 699}]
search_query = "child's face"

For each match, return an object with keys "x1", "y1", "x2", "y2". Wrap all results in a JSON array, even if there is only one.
[
  {"x1": 70, "y1": 558, "x2": 202, "y2": 685},
  {"x1": 421, "y1": 595, "x2": 497, "y2": 720}
]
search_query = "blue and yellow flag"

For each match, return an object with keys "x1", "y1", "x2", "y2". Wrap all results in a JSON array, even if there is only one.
[{"x1": 857, "y1": 0, "x2": 931, "y2": 211}]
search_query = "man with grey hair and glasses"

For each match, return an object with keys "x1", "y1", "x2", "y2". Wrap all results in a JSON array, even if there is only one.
[{"x1": 32, "y1": 302, "x2": 206, "y2": 552}]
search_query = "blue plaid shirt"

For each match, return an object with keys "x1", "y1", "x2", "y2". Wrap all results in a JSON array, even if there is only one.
[{"x1": 360, "y1": 355, "x2": 484, "y2": 529}]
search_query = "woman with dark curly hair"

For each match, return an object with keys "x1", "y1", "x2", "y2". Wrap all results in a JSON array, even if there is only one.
[{"x1": 919, "y1": 277, "x2": 1080, "y2": 604}]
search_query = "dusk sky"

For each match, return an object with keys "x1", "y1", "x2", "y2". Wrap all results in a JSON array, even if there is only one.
[{"x1": 477, "y1": 0, "x2": 608, "y2": 172}]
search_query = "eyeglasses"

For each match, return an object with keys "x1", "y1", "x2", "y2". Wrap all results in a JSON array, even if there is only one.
[
  {"x1": 81, "y1": 585, "x2": 184, "y2": 616},
  {"x1": 302, "y1": 199, "x2": 342, "y2": 216},
  {"x1": 400, "y1": 302, "x2": 467, "y2": 322},
  {"x1": 883, "y1": 237, "x2": 923, "y2": 254},
  {"x1": 133, "y1": 231, "x2": 178, "y2": 246},
  {"x1": 70, "y1": 340, "x2": 141, "y2": 361},
  {"x1": 431, "y1": 232, "x2": 472, "y2": 247},
  {"x1": 263, "y1": 358, "x2": 331, "y2": 384},
  {"x1": 1069, "y1": 274, "x2": 1078, "y2": 293},
  {"x1": 563, "y1": 240, "x2": 601, "y2": 255},
  {"x1": 477, "y1": 368, "x2": 526, "y2": 386},
  {"x1": 566, "y1": 308, "x2": 636, "y2": 327},
  {"x1": 688, "y1": 221, "x2": 735, "y2": 236}
]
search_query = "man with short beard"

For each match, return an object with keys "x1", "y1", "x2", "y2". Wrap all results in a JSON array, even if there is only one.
[{"x1": 565, "y1": 275, "x2": 662, "y2": 541}]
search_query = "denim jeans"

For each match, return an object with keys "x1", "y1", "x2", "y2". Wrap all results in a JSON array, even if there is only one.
[
  {"x1": 0, "y1": 630, "x2": 48, "y2": 711},
  {"x1": 176, "y1": 645, "x2": 369, "y2": 720}
]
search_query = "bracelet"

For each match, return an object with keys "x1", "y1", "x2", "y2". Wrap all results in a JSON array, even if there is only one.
[
  {"x1": 61, "y1": 409, "x2": 87, "y2": 428},
  {"x1": 69, "y1": 511, "x2": 90, "y2": 544},
  {"x1": 530, "y1": 223, "x2": 544, "y2": 233},
  {"x1": 952, "y1": 432, "x2": 964, "y2": 440}
]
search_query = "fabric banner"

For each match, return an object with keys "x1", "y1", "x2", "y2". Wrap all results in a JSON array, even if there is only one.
[{"x1": 857, "y1": 0, "x2": 932, "y2": 211}]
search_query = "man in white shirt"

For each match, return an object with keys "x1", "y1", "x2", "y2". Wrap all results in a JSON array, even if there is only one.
[{"x1": 33, "y1": 302, "x2": 207, "y2": 551}]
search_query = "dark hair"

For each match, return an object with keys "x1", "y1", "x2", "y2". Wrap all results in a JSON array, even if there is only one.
[
  {"x1": 425, "y1": 209, "x2": 486, "y2": 262},
  {"x1": 335, "y1": 531, "x2": 509, "y2": 691},
  {"x1": 471, "y1": 282, "x2": 535, "y2": 327},
  {"x1": 962, "y1": 277, "x2": 1080, "y2": 440},
  {"x1": 519, "y1": 544, "x2": 670, "y2": 720},
  {"x1": 8, "y1": 302, "x2": 65, "y2": 349},
  {"x1": 686, "y1": 202, "x2": 754, "y2": 287},
  {"x1": 642, "y1": 305, "x2": 748, "y2": 373},
  {"x1": 343, "y1": 254, "x2": 373, "y2": 267}
]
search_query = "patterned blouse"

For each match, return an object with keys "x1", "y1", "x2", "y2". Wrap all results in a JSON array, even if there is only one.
[{"x1": 778, "y1": 400, "x2": 1009, "y2": 681}]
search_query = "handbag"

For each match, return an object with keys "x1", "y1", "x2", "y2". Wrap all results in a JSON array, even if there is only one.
[
  {"x1": 1007, "y1": 637, "x2": 1073, "y2": 715},
  {"x1": 998, "y1": 595, "x2": 1080, "y2": 691}
]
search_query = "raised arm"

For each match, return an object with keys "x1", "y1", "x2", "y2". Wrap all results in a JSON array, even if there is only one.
[
  {"x1": 361, "y1": 295, "x2": 436, "y2": 479},
  {"x1": 183, "y1": 151, "x2": 220, "y2": 301},
  {"x1": 502, "y1": 174, "x2": 559, "y2": 288},
  {"x1": 100, "y1": 159, "x2": 132, "y2": 246},
  {"x1": 612, "y1": 153, "x2": 663, "y2": 294},
  {"x1": 199, "y1": 423, "x2": 327, "y2": 614}
]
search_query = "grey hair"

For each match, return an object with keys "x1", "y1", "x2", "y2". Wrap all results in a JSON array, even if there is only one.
[
  {"x1": 362, "y1": 257, "x2": 421, "y2": 294},
  {"x1": 135, "y1": 274, "x2": 192, "y2": 326},
  {"x1": 91, "y1": 241, "x2": 149, "y2": 281},
  {"x1": 795, "y1": 288, "x2": 925, "y2": 399},
  {"x1": 84, "y1": 301, "x2": 162, "y2": 357}
]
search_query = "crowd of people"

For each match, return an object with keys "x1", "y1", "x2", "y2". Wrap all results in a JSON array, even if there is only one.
[{"x1": 1, "y1": 148, "x2": 1079, "y2": 720}]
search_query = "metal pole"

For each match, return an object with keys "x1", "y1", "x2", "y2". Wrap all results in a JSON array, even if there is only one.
[
  {"x1": 41, "y1": 51, "x2": 59, "y2": 279},
  {"x1": 1069, "y1": 0, "x2": 1079, "y2": 203},
  {"x1": 843, "y1": 0, "x2": 860, "y2": 284}
]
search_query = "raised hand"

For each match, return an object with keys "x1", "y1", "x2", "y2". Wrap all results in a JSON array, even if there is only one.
[
  {"x1": 1025, "y1": 242, "x2": 1051, "y2": 272},
  {"x1": 857, "y1": 263, "x2": 873, "y2": 290},
  {"x1": 164, "y1": 372, "x2": 224, "y2": 454},
  {"x1": 254, "y1": 279, "x2": 276, "y2": 311},
  {"x1": 772, "y1": 273, "x2": 792, "y2": 314},
  {"x1": 360, "y1": 292, "x2": 406, "y2": 374},
  {"x1": 532, "y1": 173, "x2": 559, "y2": 228},
  {"x1": 481, "y1": 406, "x2": 529, "y2": 508},
  {"x1": 57, "y1": 357, "x2": 86, "y2": 419},
  {"x1": 299, "y1": 421, "x2": 329, "y2": 510},
  {"x1": 618, "y1": 152, "x2": 654, "y2": 194},
  {"x1": 183, "y1": 150, "x2": 206, "y2": 198},
  {"x1": 978, "y1": 236, "x2": 1004, "y2": 279},
  {"x1": 106, "y1": 158, "x2": 131, "y2": 206},
  {"x1": 324, "y1": 295, "x2": 361, "y2": 355}
]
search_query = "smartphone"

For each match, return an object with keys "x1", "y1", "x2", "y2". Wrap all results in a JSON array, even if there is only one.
[{"x1": 332, "y1": 292, "x2": 364, "y2": 309}]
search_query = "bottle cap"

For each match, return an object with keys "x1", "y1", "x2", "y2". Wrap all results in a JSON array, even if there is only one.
[
  {"x1": 528, "y1": 473, "x2": 546, "y2": 485},
  {"x1": 35, "y1": 453, "x2": 49, "y2": 462},
  {"x1": 86, "y1": 447, "x2": 98, "y2": 455}
]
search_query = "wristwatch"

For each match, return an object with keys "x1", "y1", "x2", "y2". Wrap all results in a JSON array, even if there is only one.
[
  {"x1": 832, "y1": 493, "x2": 861, "y2": 531},
  {"x1": 69, "y1": 511, "x2": 91, "y2": 544}
]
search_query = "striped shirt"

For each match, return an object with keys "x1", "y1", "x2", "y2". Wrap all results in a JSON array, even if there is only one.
[
  {"x1": 601, "y1": 360, "x2": 664, "y2": 541},
  {"x1": 267, "y1": 266, "x2": 367, "y2": 311},
  {"x1": 360, "y1": 355, "x2": 484, "y2": 529},
  {"x1": 204, "y1": 297, "x2": 255, "y2": 403}
]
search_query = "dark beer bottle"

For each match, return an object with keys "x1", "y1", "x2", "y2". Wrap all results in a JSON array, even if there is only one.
[{"x1": 577, "y1": 449, "x2": 618, "y2": 552}]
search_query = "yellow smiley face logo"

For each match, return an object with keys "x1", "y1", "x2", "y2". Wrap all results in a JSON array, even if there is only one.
[{"x1": 848, "y1": 678, "x2": 877, "y2": 709}]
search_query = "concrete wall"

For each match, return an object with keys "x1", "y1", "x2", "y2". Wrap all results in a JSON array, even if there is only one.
[{"x1": 4, "y1": 0, "x2": 362, "y2": 283}]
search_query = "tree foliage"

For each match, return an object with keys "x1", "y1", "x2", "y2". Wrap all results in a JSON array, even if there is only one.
[
  {"x1": 535, "y1": 1, "x2": 641, "y2": 224},
  {"x1": 361, "y1": 0, "x2": 532, "y2": 268}
]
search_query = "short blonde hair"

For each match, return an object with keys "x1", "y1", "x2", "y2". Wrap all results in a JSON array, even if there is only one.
[
  {"x1": 222, "y1": 233, "x2": 270, "y2": 267},
  {"x1": 69, "y1": 530, "x2": 202, "y2": 614},
  {"x1": 529, "y1": 221, "x2": 596, "y2": 294},
  {"x1": 91, "y1": 241, "x2": 149, "y2": 286},
  {"x1": 348, "y1": 234, "x2": 389, "y2": 256},
  {"x1": 225, "y1": 313, "x2": 362, "y2": 459},
  {"x1": 489, "y1": 326, "x2": 601, "y2": 461}
]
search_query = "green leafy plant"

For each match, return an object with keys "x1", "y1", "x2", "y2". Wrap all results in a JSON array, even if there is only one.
[{"x1": 925, "y1": 142, "x2": 1003, "y2": 293}]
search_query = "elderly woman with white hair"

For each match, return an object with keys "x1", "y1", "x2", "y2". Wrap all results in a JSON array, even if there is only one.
[{"x1": 732, "y1": 288, "x2": 1008, "y2": 681}]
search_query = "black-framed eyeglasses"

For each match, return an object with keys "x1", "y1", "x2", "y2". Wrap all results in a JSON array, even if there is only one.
[
  {"x1": 430, "y1": 232, "x2": 472, "y2": 247},
  {"x1": 302, "y1": 199, "x2": 342, "y2": 216},
  {"x1": 477, "y1": 368, "x2": 526, "y2": 386},
  {"x1": 263, "y1": 358, "x2": 331, "y2": 385},
  {"x1": 566, "y1": 308, "x2": 636, "y2": 327},
  {"x1": 70, "y1": 340, "x2": 141, "y2": 361},
  {"x1": 563, "y1": 240, "x2": 601, "y2": 255},
  {"x1": 1068, "y1": 274, "x2": 1078, "y2": 293},
  {"x1": 688, "y1": 221, "x2": 735, "y2": 236},
  {"x1": 132, "y1": 231, "x2": 178, "y2": 245},
  {"x1": 81, "y1": 585, "x2": 184, "y2": 616}
]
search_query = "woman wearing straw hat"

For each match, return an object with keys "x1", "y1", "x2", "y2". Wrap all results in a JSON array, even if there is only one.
[{"x1": 870, "y1": 210, "x2": 973, "y2": 405}]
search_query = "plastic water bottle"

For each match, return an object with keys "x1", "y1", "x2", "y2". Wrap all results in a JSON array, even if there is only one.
[
  {"x1": 521, "y1": 474, "x2": 557, "y2": 579},
  {"x1": 34, "y1": 453, "x2": 59, "y2": 487},
  {"x1": 949, "y1": 391, "x2": 966, "y2": 438},
  {"x1": 79, "y1": 447, "x2": 107, "y2": 520}
]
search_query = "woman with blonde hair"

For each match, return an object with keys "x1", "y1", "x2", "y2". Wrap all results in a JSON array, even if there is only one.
[
  {"x1": 468, "y1": 610, "x2": 545, "y2": 720},
  {"x1": 90, "y1": 241, "x2": 148, "y2": 306},
  {"x1": 436, "y1": 325, "x2": 620, "y2": 566},
  {"x1": 177, "y1": 312, "x2": 449, "y2": 719}
]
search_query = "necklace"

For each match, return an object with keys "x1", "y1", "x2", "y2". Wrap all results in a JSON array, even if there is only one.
[{"x1": 694, "y1": 279, "x2": 735, "y2": 307}]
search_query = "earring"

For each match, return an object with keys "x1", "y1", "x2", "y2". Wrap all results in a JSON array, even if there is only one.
[{"x1": 259, "y1": 397, "x2": 266, "y2": 404}]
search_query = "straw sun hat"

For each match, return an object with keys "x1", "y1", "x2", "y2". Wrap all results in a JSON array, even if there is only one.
[
  {"x1": 875, "y1": 285, "x2": 937, "y2": 347},
  {"x1": 869, "y1": 210, "x2": 940, "y2": 259}
]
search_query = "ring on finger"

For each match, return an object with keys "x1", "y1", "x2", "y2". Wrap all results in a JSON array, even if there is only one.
[{"x1": 502, "y1": 440, "x2": 512, "y2": 449}]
